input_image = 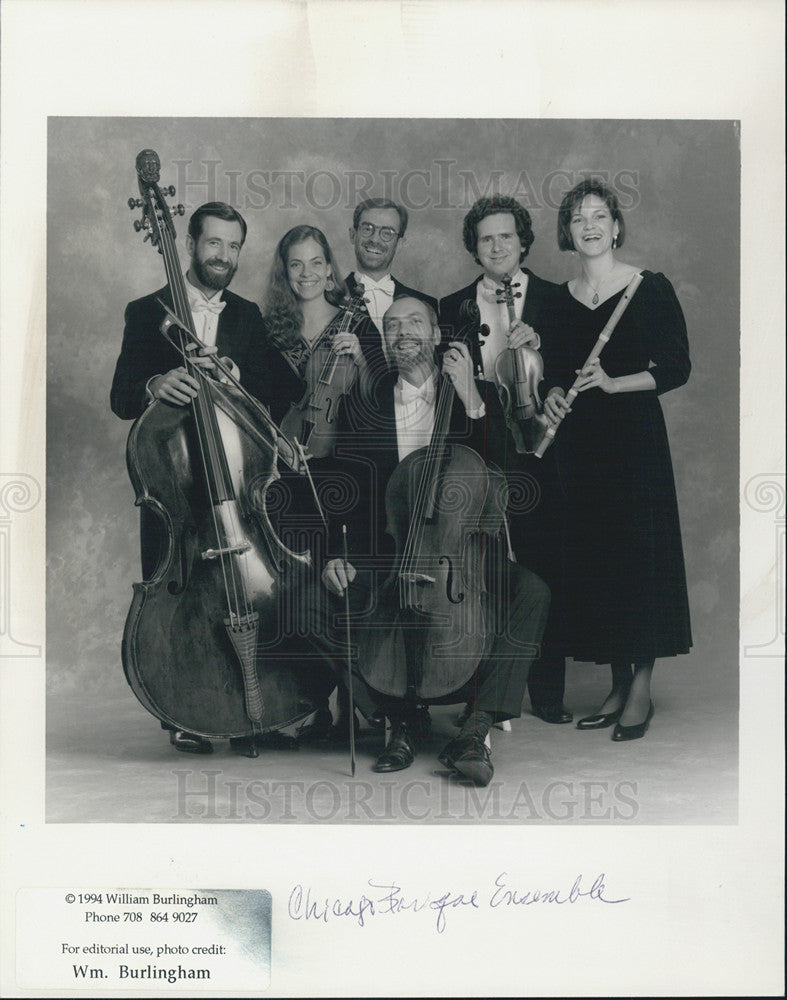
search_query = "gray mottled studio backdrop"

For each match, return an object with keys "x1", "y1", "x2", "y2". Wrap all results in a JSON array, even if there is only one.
[{"x1": 46, "y1": 118, "x2": 739, "y2": 702}]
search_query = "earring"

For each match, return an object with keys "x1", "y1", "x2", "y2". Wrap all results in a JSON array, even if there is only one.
[
  {"x1": 326, "y1": 275, "x2": 335, "y2": 290},
  {"x1": 612, "y1": 236, "x2": 618, "y2": 250}
]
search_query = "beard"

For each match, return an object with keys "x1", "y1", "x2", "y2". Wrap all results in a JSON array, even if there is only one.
[
  {"x1": 390, "y1": 337, "x2": 433, "y2": 371},
  {"x1": 190, "y1": 254, "x2": 237, "y2": 291}
]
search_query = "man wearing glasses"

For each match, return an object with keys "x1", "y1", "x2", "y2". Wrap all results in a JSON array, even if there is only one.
[
  {"x1": 346, "y1": 198, "x2": 438, "y2": 380},
  {"x1": 342, "y1": 198, "x2": 439, "y2": 738}
]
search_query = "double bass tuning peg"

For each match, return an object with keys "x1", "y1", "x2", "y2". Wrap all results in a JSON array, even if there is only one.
[
  {"x1": 163, "y1": 185, "x2": 176, "y2": 197},
  {"x1": 170, "y1": 204, "x2": 185, "y2": 217},
  {"x1": 128, "y1": 197, "x2": 143, "y2": 210}
]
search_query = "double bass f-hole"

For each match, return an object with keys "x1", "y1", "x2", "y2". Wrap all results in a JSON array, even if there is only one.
[{"x1": 493, "y1": 275, "x2": 549, "y2": 455}]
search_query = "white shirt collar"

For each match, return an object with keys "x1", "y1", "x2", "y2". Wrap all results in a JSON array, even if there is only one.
[
  {"x1": 354, "y1": 271, "x2": 394, "y2": 294},
  {"x1": 395, "y1": 372, "x2": 437, "y2": 405}
]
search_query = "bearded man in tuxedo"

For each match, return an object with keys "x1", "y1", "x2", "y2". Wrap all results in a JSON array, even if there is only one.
[{"x1": 111, "y1": 201, "x2": 271, "y2": 754}]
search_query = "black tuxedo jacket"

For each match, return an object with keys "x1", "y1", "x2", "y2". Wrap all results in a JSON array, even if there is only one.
[
  {"x1": 330, "y1": 369, "x2": 508, "y2": 562},
  {"x1": 345, "y1": 273, "x2": 439, "y2": 379},
  {"x1": 438, "y1": 269, "x2": 557, "y2": 376},
  {"x1": 111, "y1": 285, "x2": 269, "y2": 420}
]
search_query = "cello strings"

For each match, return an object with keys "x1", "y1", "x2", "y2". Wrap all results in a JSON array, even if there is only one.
[
  {"x1": 401, "y1": 375, "x2": 446, "y2": 596},
  {"x1": 399, "y1": 372, "x2": 454, "y2": 608}
]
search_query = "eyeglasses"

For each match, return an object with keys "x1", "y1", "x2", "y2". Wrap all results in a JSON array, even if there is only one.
[{"x1": 357, "y1": 222, "x2": 400, "y2": 243}]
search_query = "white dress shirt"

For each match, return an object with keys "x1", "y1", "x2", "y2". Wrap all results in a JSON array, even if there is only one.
[
  {"x1": 475, "y1": 268, "x2": 534, "y2": 386},
  {"x1": 185, "y1": 277, "x2": 225, "y2": 348},
  {"x1": 393, "y1": 372, "x2": 437, "y2": 462},
  {"x1": 353, "y1": 271, "x2": 395, "y2": 359}
]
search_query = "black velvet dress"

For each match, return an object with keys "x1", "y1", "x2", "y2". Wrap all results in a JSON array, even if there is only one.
[{"x1": 540, "y1": 271, "x2": 692, "y2": 664}]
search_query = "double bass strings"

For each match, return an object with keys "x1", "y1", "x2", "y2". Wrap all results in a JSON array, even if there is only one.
[{"x1": 154, "y1": 200, "x2": 251, "y2": 625}]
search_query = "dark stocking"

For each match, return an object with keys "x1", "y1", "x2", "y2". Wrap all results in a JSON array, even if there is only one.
[
  {"x1": 594, "y1": 662, "x2": 634, "y2": 715},
  {"x1": 619, "y1": 660, "x2": 654, "y2": 725}
]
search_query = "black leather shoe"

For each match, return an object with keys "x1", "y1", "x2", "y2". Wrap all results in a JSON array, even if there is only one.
[
  {"x1": 438, "y1": 735, "x2": 468, "y2": 770},
  {"x1": 372, "y1": 724, "x2": 414, "y2": 773},
  {"x1": 169, "y1": 729, "x2": 213, "y2": 754},
  {"x1": 439, "y1": 734, "x2": 493, "y2": 786},
  {"x1": 611, "y1": 702, "x2": 654, "y2": 742},
  {"x1": 576, "y1": 708, "x2": 623, "y2": 730},
  {"x1": 532, "y1": 703, "x2": 573, "y2": 724}
]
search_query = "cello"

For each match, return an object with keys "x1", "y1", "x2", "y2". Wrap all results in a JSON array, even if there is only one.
[
  {"x1": 122, "y1": 150, "x2": 324, "y2": 754},
  {"x1": 493, "y1": 274, "x2": 550, "y2": 454},
  {"x1": 355, "y1": 361, "x2": 508, "y2": 701}
]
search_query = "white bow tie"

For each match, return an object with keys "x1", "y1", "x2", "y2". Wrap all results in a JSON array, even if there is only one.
[
  {"x1": 397, "y1": 377, "x2": 436, "y2": 405},
  {"x1": 356, "y1": 274, "x2": 394, "y2": 297},
  {"x1": 190, "y1": 296, "x2": 226, "y2": 316}
]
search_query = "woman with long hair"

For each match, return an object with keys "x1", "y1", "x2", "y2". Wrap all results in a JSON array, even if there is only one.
[
  {"x1": 261, "y1": 224, "x2": 365, "y2": 425},
  {"x1": 260, "y1": 225, "x2": 369, "y2": 743},
  {"x1": 541, "y1": 179, "x2": 692, "y2": 741}
]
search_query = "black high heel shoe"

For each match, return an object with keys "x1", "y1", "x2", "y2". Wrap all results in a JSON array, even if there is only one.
[
  {"x1": 611, "y1": 702, "x2": 654, "y2": 742},
  {"x1": 576, "y1": 707, "x2": 623, "y2": 730}
]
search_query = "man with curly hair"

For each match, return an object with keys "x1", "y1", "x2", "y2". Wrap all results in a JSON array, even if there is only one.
[{"x1": 439, "y1": 196, "x2": 571, "y2": 728}]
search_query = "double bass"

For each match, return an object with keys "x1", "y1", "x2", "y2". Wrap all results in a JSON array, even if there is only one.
[
  {"x1": 355, "y1": 365, "x2": 508, "y2": 701},
  {"x1": 121, "y1": 150, "x2": 323, "y2": 754}
]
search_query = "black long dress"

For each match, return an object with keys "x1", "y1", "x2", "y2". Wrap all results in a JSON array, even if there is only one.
[{"x1": 540, "y1": 270, "x2": 692, "y2": 664}]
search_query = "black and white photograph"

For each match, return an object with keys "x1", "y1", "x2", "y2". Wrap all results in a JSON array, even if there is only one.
[
  {"x1": 45, "y1": 116, "x2": 737, "y2": 826},
  {"x1": 1, "y1": 1, "x2": 783, "y2": 997}
]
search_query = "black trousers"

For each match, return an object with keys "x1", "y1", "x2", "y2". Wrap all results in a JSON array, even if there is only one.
[{"x1": 302, "y1": 555, "x2": 550, "y2": 722}]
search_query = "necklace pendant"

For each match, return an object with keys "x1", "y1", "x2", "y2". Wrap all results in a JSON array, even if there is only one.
[{"x1": 592, "y1": 292, "x2": 599, "y2": 305}]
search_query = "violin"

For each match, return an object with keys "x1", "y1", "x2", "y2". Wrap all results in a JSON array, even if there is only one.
[
  {"x1": 279, "y1": 289, "x2": 367, "y2": 459},
  {"x1": 493, "y1": 275, "x2": 550, "y2": 454},
  {"x1": 121, "y1": 150, "x2": 323, "y2": 755},
  {"x1": 355, "y1": 370, "x2": 507, "y2": 700}
]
